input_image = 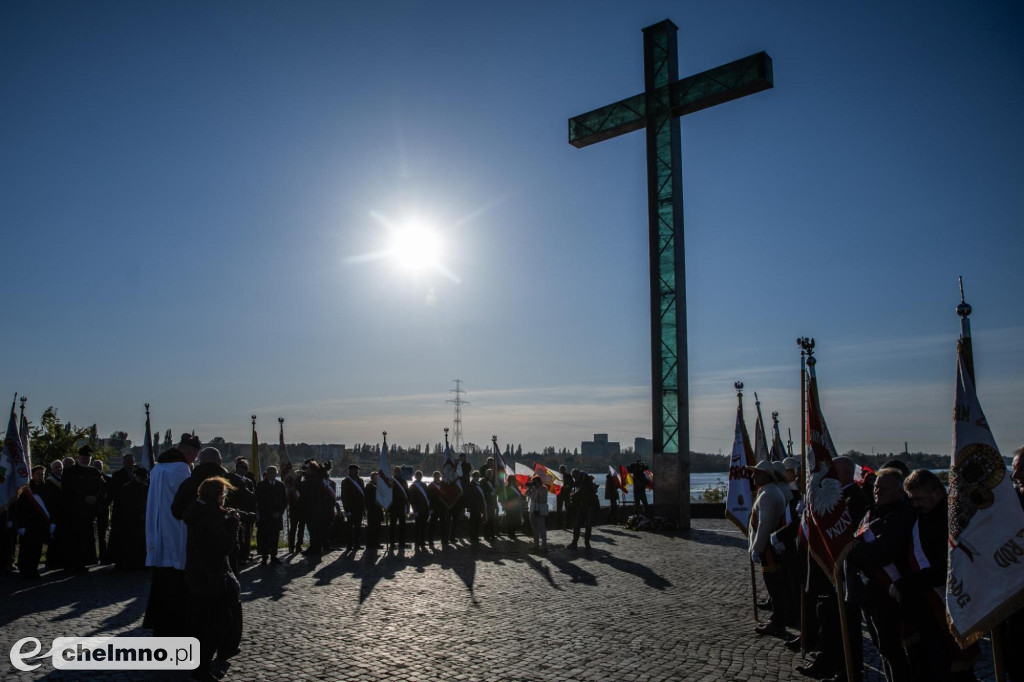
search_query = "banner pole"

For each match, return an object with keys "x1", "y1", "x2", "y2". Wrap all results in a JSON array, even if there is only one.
[
  {"x1": 750, "y1": 558, "x2": 759, "y2": 622},
  {"x1": 797, "y1": 338, "x2": 810, "y2": 654},
  {"x1": 834, "y1": 568, "x2": 856, "y2": 682},
  {"x1": 992, "y1": 628, "x2": 1006, "y2": 682}
]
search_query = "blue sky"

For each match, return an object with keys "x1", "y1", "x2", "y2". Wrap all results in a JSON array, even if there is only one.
[{"x1": 3, "y1": 1, "x2": 1022, "y2": 456}]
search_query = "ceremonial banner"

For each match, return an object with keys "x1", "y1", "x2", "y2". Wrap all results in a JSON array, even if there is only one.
[
  {"x1": 533, "y1": 463, "x2": 562, "y2": 495},
  {"x1": 607, "y1": 465, "x2": 626, "y2": 494},
  {"x1": 277, "y1": 419, "x2": 293, "y2": 483},
  {"x1": 251, "y1": 421, "x2": 261, "y2": 479},
  {"x1": 753, "y1": 400, "x2": 769, "y2": 464},
  {"x1": 142, "y1": 407, "x2": 155, "y2": 470},
  {"x1": 513, "y1": 462, "x2": 533, "y2": 494},
  {"x1": 725, "y1": 397, "x2": 755, "y2": 532},
  {"x1": 946, "y1": 343, "x2": 1024, "y2": 646},
  {"x1": 804, "y1": 361, "x2": 855, "y2": 581},
  {"x1": 439, "y1": 440, "x2": 462, "y2": 509},
  {"x1": 493, "y1": 440, "x2": 509, "y2": 486},
  {"x1": 19, "y1": 403, "x2": 31, "y2": 471},
  {"x1": 619, "y1": 465, "x2": 632, "y2": 493},
  {"x1": 0, "y1": 399, "x2": 28, "y2": 511},
  {"x1": 769, "y1": 419, "x2": 787, "y2": 463},
  {"x1": 376, "y1": 439, "x2": 393, "y2": 510}
]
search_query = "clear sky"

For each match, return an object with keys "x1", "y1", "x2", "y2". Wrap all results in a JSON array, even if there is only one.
[{"x1": 3, "y1": 1, "x2": 1022, "y2": 456}]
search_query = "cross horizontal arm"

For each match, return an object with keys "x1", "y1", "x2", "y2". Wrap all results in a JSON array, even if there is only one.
[{"x1": 568, "y1": 51, "x2": 773, "y2": 149}]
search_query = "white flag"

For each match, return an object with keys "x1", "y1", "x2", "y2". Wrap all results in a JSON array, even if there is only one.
[
  {"x1": 946, "y1": 344, "x2": 1024, "y2": 646},
  {"x1": 725, "y1": 397, "x2": 754, "y2": 532}
]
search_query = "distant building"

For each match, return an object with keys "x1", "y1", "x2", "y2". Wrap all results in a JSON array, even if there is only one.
[
  {"x1": 314, "y1": 444, "x2": 344, "y2": 463},
  {"x1": 581, "y1": 433, "x2": 620, "y2": 458},
  {"x1": 634, "y1": 437, "x2": 653, "y2": 458}
]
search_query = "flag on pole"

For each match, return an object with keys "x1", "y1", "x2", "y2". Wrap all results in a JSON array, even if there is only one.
[
  {"x1": 0, "y1": 397, "x2": 28, "y2": 511},
  {"x1": 533, "y1": 462, "x2": 562, "y2": 495},
  {"x1": 946, "y1": 337, "x2": 1024, "y2": 646},
  {"x1": 512, "y1": 462, "x2": 533, "y2": 494},
  {"x1": 619, "y1": 465, "x2": 632, "y2": 493},
  {"x1": 376, "y1": 433, "x2": 393, "y2": 510},
  {"x1": 251, "y1": 417, "x2": 261, "y2": 479},
  {"x1": 19, "y1": 399, "x2": 31, "y2": 471},
  {"x1": 804, "y1": 358, "x2": 856, "y2": 581},
  {"x1": 439, "y1": 432, "x2": 463, "y2": 509},
  {"x1": 277, "y1": 418, "x2": 293, "y2": 483},
  {"x1": 726, "y1": 387, "x2": 756, "y2": 532},
  {"x1": 142, "y1": 404, "x2": 155, "y2": 469},
  {"x1": 607, "y1": 465, "x2": 626, "y2": 494},
  {"x1": 769, "y1": 414, "x2": 787, "y2": 463},
  {"x1": 492, "y1": 437, "x2": 509, "y2": 486},
  {"x1": 753, "y1": 393, "x2": 769, "y2": 463}
]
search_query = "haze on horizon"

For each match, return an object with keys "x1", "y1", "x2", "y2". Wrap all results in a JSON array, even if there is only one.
[{"x1": 3, "y1": 2, "x2": 1022, "y2": 458}]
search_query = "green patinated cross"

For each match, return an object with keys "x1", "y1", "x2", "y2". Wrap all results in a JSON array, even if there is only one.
[{"x1": 569, "y1": 20, "x2": 772, "y2": 526}]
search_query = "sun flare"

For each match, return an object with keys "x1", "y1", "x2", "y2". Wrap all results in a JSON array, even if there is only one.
[{"x1": 388, "y1": 220, "x2": 442, "y2": 273}]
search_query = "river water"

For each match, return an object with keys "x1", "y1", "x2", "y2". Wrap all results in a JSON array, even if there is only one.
[{"x1": 331, "y1": 471, "x2": 728, "y2": 507}]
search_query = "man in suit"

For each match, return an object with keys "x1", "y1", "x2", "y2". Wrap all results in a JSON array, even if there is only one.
[
  {"x1": 340, "y1": 464, "x2": 365, "y2": 552},
  {"x1": 254, "y1": 466, "x2": 288, "y2": 565},
  {"x1": 408, "y1": 470, "x2": 431, "y2": 552}
]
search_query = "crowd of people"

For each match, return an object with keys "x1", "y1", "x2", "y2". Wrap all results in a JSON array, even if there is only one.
[
  {"x1": 3, "y1": 434, "x2": 626, "y2": 681},
  {"x1": 2, "y1": 445, "x2": 149, "y2": 578},
  {"x1": 745, "y1": 449, "x2": 1024, "y2": 682}
]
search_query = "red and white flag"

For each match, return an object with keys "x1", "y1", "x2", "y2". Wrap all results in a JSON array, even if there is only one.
[
  {"x1": 946, "y1": 339, "x2": 1024, "y2": 646},
  {"x1": 804, "y1": 360, "x2": 856, "y2": 581},
  {"x1": 725, "y1": 391, "x2": 755, "y2": 532},
  {"x1": 533, "y1": 463, "x2": 562, "y2": 495}
]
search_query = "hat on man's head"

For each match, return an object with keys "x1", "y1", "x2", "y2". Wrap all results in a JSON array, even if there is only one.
[
  {"x1": 198, "y1": 447, "x2": 222, "y2": 465},
  {"x1": 235, "y1": 458, "x2": 249, "y2": 469},
  {"x1": 771, "y1": 460, "x2": 788, "y2": 481},
  {"x1": 782, "y1": 457, "x2": 800, "y2": 471},
  {"x1": 745, "y1": 460, "x2": 775, "y2": 476},
  {"x1": 179, "y1": 433, "x2": 202, "y2": 450},
  {"x1": 348, "y1": 464, "x2": 360, "y2": 471},
  {"x1": 78, "y1": 445, "x2": 94, "y2": 459}
]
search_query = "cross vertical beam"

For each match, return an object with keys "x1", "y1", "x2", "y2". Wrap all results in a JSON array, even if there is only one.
[
  {"x1": 568, "y1": 19, "x2": 772, "y2": 529},
  {"x1": 643, "y1": 20, "x2": 688, "y2": 527}
]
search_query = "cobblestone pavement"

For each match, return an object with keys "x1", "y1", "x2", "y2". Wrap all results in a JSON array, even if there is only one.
[{"x1": 1, "y1": 520, "x2": 995, "y2": 681}]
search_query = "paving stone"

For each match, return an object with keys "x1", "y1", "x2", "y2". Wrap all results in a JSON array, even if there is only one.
[{"x1": 0, "y1": 521, "x2": 997, "y2": 680}]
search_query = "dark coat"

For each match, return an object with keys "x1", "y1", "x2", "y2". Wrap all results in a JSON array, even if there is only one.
[
  {"x1": 171, "y1": 462, "x2": 229, "y2": 520},
  {"x1": 182, "y1": 500, "x2": 241, "y2": 603},
  {"x1": 365, "y1": 481, "x2": 383, "y2": 522},
  {"x1": 254, "y1": 479, "x2": 288, "y2": 530},
  {"x1": 390, "y1": 478, "x2": 409, "y2": 514},
  {"x1": 341, "y1": 475, "x2": 366, "y2": 516},
  {"x1": 847, "y1": 498, "x2": 917, "y2": 604},
  {"x1": 109, "y1": 467, "x2": 133, "y2": 494},
  {"x1": 111, "y1": 480, "x2": 148, "y2": 569},
  {"x1": 408, "y1": 480, "x2": 430, "y2": 516},
  {"x1": 226, "y1": 472, "x2": 257, "y2": 514},
  {"x1": 14, "y1": 481, "x2": 53, "y2": 542}
]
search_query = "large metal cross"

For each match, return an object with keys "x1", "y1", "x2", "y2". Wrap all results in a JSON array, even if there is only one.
[{"x1": 569, "y1": 20, "x2": 772, "y2": 527}]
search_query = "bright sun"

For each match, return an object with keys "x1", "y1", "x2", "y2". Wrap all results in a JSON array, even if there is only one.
[
  {"x1": 346, "y1": 210, "x2": 461, "y2": 284},
  {"x1": 388, "y1": 220, "x2": 442, "y2": 273}
]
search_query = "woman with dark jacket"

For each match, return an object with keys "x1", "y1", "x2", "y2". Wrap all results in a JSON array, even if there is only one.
[{"x1": 183, "y1": 477, "x2": 243, "y2": 682}]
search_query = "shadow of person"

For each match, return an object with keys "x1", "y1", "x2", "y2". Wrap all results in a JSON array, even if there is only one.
[
  {"x1": 352, "y1": 552, "x2": 408, "y2": 608},
  {"x1": 683, "y1": 526, "x2": 747, "y2": 550},
  {"x1": 543, "y1": 549, "x2": 597, "y2": 586},
  {"x1": 587, "y1": 548, "x2": 672, "y2": 590}
]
